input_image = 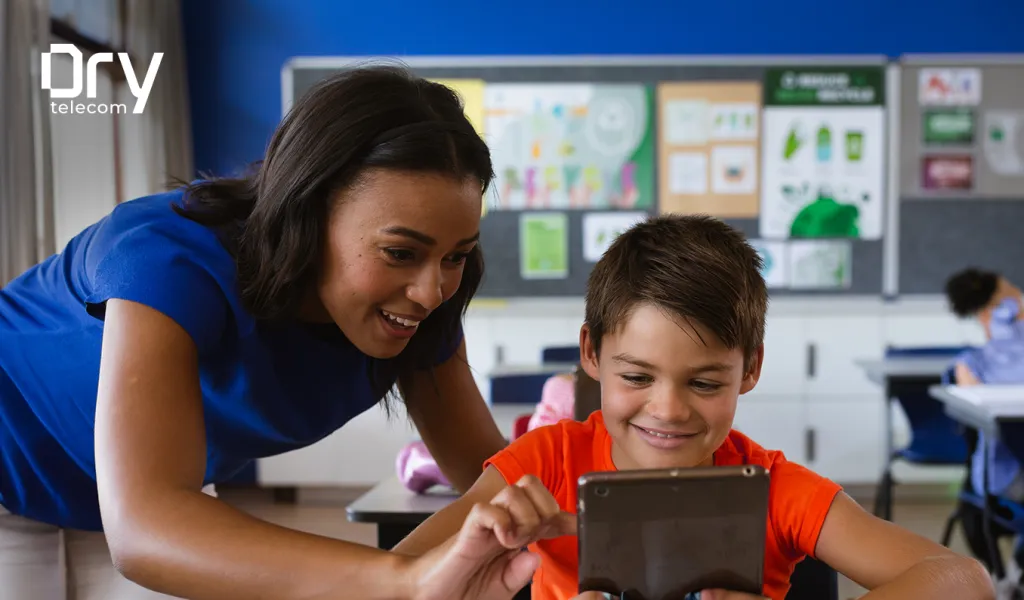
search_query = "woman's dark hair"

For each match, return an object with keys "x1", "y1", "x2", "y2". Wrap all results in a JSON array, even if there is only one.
[
  {"x1": 945, "y1": 267, "x2": 999, "y2": 318},
  {"x1": 173, "y1": 64, "x2": 493, "y2": 403}
]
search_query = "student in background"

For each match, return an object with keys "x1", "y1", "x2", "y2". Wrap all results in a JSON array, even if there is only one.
[
  {"x1": 528, "y1": 373, "x2": 576, "y2": 431},
  {"x1": 946, "y1": 268, "x2": 1024, "y2": 501},
  {"x1": 0, "y1": 66, "x2": 544, "y2": 600},
  {"x1": 393, "y1": 215, "x2": 992, "y2": 600},
  {"x1": 946, "y1": 268, "x2": 1024, "y2": 592}
]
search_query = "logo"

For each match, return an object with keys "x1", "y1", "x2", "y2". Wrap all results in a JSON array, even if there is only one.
[{"x1": 41, "y1": 44, "x2": 163, "y2": 115}]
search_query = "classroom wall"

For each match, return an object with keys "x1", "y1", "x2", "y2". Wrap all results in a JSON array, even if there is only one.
[{"x1": 180, "y1": 0, "x2": 1024, "y2": 178}]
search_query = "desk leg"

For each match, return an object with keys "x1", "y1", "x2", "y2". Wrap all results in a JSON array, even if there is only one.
[
  {"x1": 981, "y1": 440, "x2": 1006, "y2": 579},
  {"x1": 873, "y1": 384, "x2": 895, "y2": 521},
  {"x1": 374, "y1": 524, "x2": 533, "y2": 600}
]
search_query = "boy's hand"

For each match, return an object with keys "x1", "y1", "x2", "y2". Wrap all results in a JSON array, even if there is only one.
[{"x1": 487, "y1": 474, "x2": 576, "y2": 548}]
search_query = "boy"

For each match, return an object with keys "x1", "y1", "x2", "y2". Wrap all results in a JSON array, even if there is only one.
[{"x1": 397, "y1": 216, "x2": 992, "y2": 600}]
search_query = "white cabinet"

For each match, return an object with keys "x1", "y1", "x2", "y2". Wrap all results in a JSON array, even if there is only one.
[
  {"x1": 805, "y1": 397, "x2": 885, "y2": 484},
  {"x1": 750, "y1": 314, "x2": 806, "y2": 398},
  {"x1": 732, "y1": 396, "x2": 806, "y2": 465},
  {"x1": 805, "y1": 315, "x2": 883, "y2": 397}
]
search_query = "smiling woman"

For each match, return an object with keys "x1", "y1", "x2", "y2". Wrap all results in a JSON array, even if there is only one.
[{"x1": 0, "y1": 66, "x2": 533, "y2": 600}]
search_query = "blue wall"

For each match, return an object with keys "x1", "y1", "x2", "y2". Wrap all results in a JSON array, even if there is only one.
[{"x1": 181, "y1": 0, "x2": 1023, "y2": 177}]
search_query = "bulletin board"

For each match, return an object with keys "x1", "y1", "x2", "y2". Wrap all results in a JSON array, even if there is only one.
[
  {"x1": 897, "y1": 55, "x2": 1024, "y2": 295},
  {"x1": 283, "y1": 56, "x2": 891, "y2": 298}
]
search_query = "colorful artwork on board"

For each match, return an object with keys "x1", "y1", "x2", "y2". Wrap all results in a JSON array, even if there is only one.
[{"x1": 484, "y1": 84, "x2": 654, "y2": 210}]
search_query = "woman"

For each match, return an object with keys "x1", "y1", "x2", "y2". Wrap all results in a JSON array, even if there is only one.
[{"x1": 0, "y1": 65, "x2": 563, "y2": 599}]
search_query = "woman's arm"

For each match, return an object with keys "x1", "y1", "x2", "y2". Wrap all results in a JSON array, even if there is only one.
[
  {"x1": 813, "y1": 493, "x2": 993, "y2": 599},
  {"x1": 95, "y1": 299, "x2": 416, "y2": 600},
  {"x1": 400, "y1": 339, "x2": 508, "y2": 492}
]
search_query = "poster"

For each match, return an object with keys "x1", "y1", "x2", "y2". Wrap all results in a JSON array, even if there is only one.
[
  {"x1": 582, "y1": 212, "x2": 648, "y2": 262},
  {"x1": 432, "y1": 79, "x2": 489, "y2": 217},
  {"x1": 749, "y1": 239, "x2": 789, "y2": 288},
  {"x1": 982, "y1": 111, "x2": 1024, "y2": 176},
  {"x1": 922, "y1": 155, "x2": 974, "y2": 190},
  {"x1": 922, "y1": 109, "x2": 974, "y2": 145},
  {"x1": 486, "y1": 84, "x2": 654, "y2": 211},
  {"x1": 657, "y1": 82, "x2": 761, "y2": 218},
  {"x1": 918, "y1": 68, "x2": 982, "y2": 106},
  {"x1": 519, "y1": 213, "x2": 569, "y2": 279},
  {"x1": 788, "y1": 240, "x2": 852, "y2": 289},
  {"x1": 760, "y1": 68, "x2": 885, "y2": 240}
]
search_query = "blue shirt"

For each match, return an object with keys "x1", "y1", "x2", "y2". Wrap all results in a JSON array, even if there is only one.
[
  {"x1": 0, "y1": 187, "x2": 460, "y2": 531},
  {"x1": 956, "y1": 297, "x2": 1024, "y2": 497}
]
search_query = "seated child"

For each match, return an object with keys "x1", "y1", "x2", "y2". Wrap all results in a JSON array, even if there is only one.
[
  {"x1": 395, "y1": 215, "x2": 992, "y2": 600},
  {"x1": 945, "y1": 267, "x2": 1024, "y2": 501},
  {"x1": 528, "y1": 373, "x2": 575, "y2": 432}
]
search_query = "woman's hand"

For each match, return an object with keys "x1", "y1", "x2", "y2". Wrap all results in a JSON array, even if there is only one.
[{"x1": 409, "y1": 475, "x2": 576, "y2": 600}]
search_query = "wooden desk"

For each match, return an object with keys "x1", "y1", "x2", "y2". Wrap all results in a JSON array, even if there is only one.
[{"x1": 855, "y1": 357, "x2": 954, "y2": 520}]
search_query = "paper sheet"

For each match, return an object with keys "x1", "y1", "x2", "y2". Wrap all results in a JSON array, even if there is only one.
[
  {"x1": 664, "y1": 100, "x2": 710, "y2": 145},
  {"x1": 582, "y1": 211, "x2": 648, "y2": 262},
  {"x1": 788, "y1": 240, "x2": 852, "y2": 289},
  {"x1": 520, "y1": 213, "x2": 569, "y2": 279},
  {"x1": 711, "y1": 145, "x2": 757, "y2": 195},
  {"x1": 668, "y1": 152, "x2": 708, "y2": 195}
]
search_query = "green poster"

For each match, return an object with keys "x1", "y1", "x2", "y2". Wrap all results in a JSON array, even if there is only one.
[
  {"x1": 923, "y1": 109, "x2": 974, "y2": 144},
  {"x1": 764, "y1": 67, "x2": 885, "y2": 107},
  {"x1": 520, "y1": 213, "x2": 568, "y2": 279}
]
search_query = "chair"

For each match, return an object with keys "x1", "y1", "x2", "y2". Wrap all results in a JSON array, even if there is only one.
[
  {"x1": 786, "y1": 557, "x2": 838, "y2": 600},
  {"x1": 873, "y1": 346, "x2": 972, "y2": 520},
  {"x1": 542, "y1": 345, "x2": 581, "y2": 364},
  {"x1": 512, "y1": 414, "x2": 531, "y2": 441}
]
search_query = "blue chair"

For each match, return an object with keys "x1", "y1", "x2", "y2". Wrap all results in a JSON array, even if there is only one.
[
  {"x1": 542, "y1": 345, "x2": 580, "y2": 364},
  {"x1": 873, "y1": 346, "x2": 972, "y2": 520}
]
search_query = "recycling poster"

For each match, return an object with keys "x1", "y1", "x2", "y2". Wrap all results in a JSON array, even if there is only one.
[{"x1": 759, "y1": 68, "x2": 886, "y2": 240}]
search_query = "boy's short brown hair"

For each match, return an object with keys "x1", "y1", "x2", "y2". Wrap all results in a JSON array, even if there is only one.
[{"x1": 584, "y1": 214, "x2": 768, "y2": 366}]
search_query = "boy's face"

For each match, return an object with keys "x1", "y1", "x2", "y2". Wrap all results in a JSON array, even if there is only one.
[{"x1": 580, "y1": 303, "x2": 763, "y2": 471}]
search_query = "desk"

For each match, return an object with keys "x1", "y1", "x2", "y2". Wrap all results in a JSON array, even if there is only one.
[
  {"x1": 347, "y1": 477, "x2": 459, "y2": 550},
  {"x1": 855, "y1": 357, "x2": 954, "y2": 520},
  {"x1": 349, "y1": 478, "x2": 836, "y2": 600},
  {"x1": 929, "y1": 385, "x2": 1024, "y2": 438},
  {"x1": 928, "y1": 384, "x2": 1024, "y2": 579},
  {"x1": 348, "y1": 478, "x2": 532, "y2": 600}
]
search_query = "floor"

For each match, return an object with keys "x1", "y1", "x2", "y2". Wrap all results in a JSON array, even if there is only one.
[{"x1": 217, "y1": 485, "x2": 993, "y2": 599}]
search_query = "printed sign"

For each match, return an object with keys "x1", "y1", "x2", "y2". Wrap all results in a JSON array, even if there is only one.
[
  {"x1": 918, "y1": 69, "x2": 982, "y2": 106},
  {"x1": 922, "y1": 109, "x2": 975, "y2": 144},
  {"x1": 922, "y1": 155, "x2": 974, "y2": 190},
  {"x1": 764, "y1": 68, "x2": 885, "y2": 107}
]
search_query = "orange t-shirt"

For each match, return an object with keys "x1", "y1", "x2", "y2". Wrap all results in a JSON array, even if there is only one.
[{"x1": 484, "y1": 411, "x2": 842, "y2": 600}]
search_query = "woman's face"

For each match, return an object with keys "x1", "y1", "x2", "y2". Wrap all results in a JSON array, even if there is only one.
[{"x1": 315, "y1": 168, "x2": 482, "y2": 359}]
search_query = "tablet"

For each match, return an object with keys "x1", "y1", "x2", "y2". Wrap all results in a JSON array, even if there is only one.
[{"x1": 577, "y1": 465, "x2": 770, "y2": 600}]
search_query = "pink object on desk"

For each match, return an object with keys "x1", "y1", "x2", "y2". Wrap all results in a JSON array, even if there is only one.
[
  {"x1": 527, "y1": 374, "x2": 576, "y2": 431},
  {"x1": 395, "y1": 441, "x2": 451, "y2": 494}
]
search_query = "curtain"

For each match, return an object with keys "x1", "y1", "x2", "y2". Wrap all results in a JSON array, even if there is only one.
[
  {"x1": 0, "y1": 0, "x2": 54, "y2": 286},
  {"x1": 123, "y1": 0, "x2": 193, "y2": 191}
]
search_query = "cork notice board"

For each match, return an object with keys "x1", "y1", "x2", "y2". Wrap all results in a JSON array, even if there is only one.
[{"x1": 657, "y1": 82, "x2": 762, "y2": 218}]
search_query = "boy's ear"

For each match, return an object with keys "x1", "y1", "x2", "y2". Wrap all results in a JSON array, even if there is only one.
[
  {"x1": 739, "y1": 343, "x2": 764, "y2": 395},
  {"x1": 579, "y1": 324, "x2": 601, "y2": 382}
]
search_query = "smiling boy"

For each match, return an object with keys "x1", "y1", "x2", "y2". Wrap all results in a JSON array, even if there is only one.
[{"x1": 395, "y1": 215, "x2": 992, "y2": 600}]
